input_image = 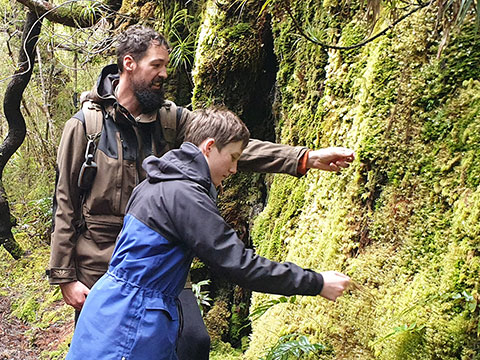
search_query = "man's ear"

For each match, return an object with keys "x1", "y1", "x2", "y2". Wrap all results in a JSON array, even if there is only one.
[
  {"x1": 123, "y1": 55, "x2": 136, "y2": 72},
  {"x1": 200, "y1": 138, "x2": 216, "y2": 156}
]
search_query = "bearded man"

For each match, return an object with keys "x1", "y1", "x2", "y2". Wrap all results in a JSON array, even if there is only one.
[{"x1": 48, "y1": 25, "x2": 354, "y2": 359}]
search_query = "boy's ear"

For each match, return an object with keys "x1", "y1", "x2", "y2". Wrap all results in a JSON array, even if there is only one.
[{"x1": 200, "y1": 138, "x2": 216, "y2": 156}]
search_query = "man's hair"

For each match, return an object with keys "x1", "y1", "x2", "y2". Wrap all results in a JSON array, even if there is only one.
[
  {"x1": 116, "y1": 25, "x2": 170, "y2": 72},
  {"x1": 185, "y1": 107, "x2": 250, "y2": 151}
]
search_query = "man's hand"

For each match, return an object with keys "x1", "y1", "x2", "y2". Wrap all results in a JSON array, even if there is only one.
[
  {"x1": 307, "y1": 147, "x2": 355, "y2": 172},
  {"x1": 319, "y1": 271, "x2": 351, "y2": 301},
  {"x1": 60, "y1": 281, "x2": 90, "y2": 310}
]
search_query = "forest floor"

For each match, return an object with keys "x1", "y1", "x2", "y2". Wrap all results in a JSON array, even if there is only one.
[
  {"x1": 0, "y1": 243, "x2": 74, "y2": 360},
  {"x1": 0, "y1": 295, "x2": 37, "y2": 360},
  {"x1": 0, "y1": 295, "x2": 73, "y2": 360}
]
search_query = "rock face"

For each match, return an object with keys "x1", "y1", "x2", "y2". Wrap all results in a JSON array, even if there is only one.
[{"x1": 166, "y1": 0, "x2": 480, "y2": 358}]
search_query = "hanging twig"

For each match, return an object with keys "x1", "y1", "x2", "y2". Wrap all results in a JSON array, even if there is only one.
[{"x1": 285, "y1": 1, "x2": 432, "y2": 50}]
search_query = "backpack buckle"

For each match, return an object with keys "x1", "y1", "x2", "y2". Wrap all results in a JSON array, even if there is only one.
[{"x1": 77, "y1": 138, "x2": 98, "y2": 190}]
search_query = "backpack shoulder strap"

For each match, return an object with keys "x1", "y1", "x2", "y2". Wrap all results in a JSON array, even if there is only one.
[
  {"x1": 159, "y1": 100, "x2": 178, "y2": 147},
  {"x1": 76, "y1": 101, "x2": 104, "y2": 192},
  {"x1": 82, "y1": 100, "x2": 104, "y2": 141}
]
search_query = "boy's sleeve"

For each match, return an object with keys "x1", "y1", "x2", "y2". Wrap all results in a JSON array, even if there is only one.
[{"x1": 167, "y1": 185, "x2": 323, "y2": 296}]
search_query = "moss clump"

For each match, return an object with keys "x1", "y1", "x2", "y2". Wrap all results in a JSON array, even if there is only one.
[
  {"x1": 252, "y1": 175, "x2": 308, "y2": 261},
  {"x1": 209, "y1": 340, "x2": 243, "y2": 360},
  {"x1": 416, "y1": 24, "x2": 480, "y2": 114},
  {"x1": 204, "y1": 300, "x2": 231, "y2": 342},
  {"x1": 192, "y1": 0, "x2": 266, "y2": 115}
]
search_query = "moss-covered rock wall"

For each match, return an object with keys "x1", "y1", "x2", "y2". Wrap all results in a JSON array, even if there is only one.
[{"x1": 192, "y1": 0, "x2": 480, "y2": 359}]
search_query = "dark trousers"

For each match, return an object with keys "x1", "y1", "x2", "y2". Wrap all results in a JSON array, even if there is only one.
[
  {"x1": 177, "y1": 288, "x2": 211, "y2": 360},
  {"x1": 74, "y1": 289, "x2": 211, "y2": 359},
  {"x1": 74, "y1": 309, "x2": 80, "y2": 326}
]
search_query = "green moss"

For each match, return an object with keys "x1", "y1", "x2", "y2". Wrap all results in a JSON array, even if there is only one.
[
  {"x1": 192, "y1": 0, "x2": 265, "y2": 115},
  {"x1": 245, "y1": 1, "x2": 480, "y2": 359},
  {"x1": 210, "y1": 340, "x2": 243, "y2": 360},
  {"x1": 204, "y1": 300, "x2": 231, "y2": 342},
  {"x1": 228, "y1": 302, "x2": 249, "y2": 346},
  {"x1": 11, "y1": 296, "x2": 40, "y2": 322},
  {"x1": 40, "y1": 334, "x2": 72, "y2": 360},
  {"x1": 416, "y1": 24, "x2": 480, "y2": 113},
  {"x1": 252, "y1": 175, "x2": 308, "y2": 261}
]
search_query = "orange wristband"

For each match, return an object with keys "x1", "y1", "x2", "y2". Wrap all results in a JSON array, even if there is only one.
[{"x1": 297, "y1": 150, "x2": 311, "y2": 175}]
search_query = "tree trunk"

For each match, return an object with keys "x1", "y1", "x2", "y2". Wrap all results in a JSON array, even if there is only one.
[{"x1": 0, "y1": 11, "x2": 43, "y2": 259}]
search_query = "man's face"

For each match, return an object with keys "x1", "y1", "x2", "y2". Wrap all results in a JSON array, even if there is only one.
[
  {"x1": 131, "y1": 43, "x2": 169, "y2": 113},
  {"x1": 205, "y1": 141, "x2": 244, "y2": 187}
]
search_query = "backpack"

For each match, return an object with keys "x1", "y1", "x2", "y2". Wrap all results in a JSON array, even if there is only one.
[{"x1": 77, "y1": 101, "x2": 103, "y2": 190}]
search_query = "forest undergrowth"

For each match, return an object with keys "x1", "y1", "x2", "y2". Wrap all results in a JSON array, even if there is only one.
[{"x1": 0, "y1": 238, "x2": 74, "y2": 359}]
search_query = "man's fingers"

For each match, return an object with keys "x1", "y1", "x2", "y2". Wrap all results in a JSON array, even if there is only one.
[
  {"x1": 60, "y1": 281, "x2": 89, "y2": 310},
  {"x1": 334, "y1": 160, "x2": 350, "y2": 169},
  {"x1": 65, "y1": 298, "x2": 84, "y2": 310},
  {"x1": 328, "y1": 162, "x2": 339, "y2": 172}
]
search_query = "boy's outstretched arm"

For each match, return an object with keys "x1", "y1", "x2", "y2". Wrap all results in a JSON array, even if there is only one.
[{"x1": 165, "y1": 186, "x2": 350, "y2": 299}]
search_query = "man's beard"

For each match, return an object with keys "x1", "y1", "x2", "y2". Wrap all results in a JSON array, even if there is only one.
[{"x1": 132, "y1": 78, "x2": 165, "y2": 114}]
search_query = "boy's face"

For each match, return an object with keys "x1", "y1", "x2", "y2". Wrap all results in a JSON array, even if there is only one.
[{"x1": 203, "y1": 140, "x2": 243, "y2": 187}]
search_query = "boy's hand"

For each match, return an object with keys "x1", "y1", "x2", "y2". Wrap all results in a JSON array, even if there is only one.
[
  {"x1": 307, "y1": 147, "x2": 355, "y2": 172},
  {"x1": 319, "y1": 271, "x2": 351, "y2": 301},
  {"x1": 60, "y1": 281, "x2": 90, "y2": 310}
]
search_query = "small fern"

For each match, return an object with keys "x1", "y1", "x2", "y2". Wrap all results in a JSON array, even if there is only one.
[
  {"x1": 260, "y1": 334, "x2": 329, "y2": 360},
  {"x1": 249, "y1": 296, "x2": 297, "y2": 322},
  {"x1": 192, "y1": 279, "x2": 212, "y2": 315}
]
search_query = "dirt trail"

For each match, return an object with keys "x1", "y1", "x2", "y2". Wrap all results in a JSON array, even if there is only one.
[{"x1": 0, "y1": 296, "x2": 73, "y2": 360}]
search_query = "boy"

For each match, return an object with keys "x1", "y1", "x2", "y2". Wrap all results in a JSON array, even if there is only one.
[{"x1": 66, "y1": 108, "x2": 351, "y2": 360}]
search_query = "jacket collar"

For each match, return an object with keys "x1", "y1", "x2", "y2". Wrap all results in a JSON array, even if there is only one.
[{"x1": 88, "y1": 64, "x2": 160, "y2": 127}]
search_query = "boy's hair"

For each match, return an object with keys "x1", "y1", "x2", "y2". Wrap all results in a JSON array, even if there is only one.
[
  {"x1": 185, "y1": 107, "x2": 250, "y2": 151},
  {"x1": 116, "y1": 25, "x2": 170, "y2": 72}
]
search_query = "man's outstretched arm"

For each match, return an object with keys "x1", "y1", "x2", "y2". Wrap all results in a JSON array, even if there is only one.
[{"x1": 238, "y1": 139, "x2": 355, "y2": 176}]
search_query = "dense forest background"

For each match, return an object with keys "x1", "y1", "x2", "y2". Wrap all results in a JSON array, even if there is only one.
[{"x1": 1, "y1": 0, "x2": 479, "y2": 359}]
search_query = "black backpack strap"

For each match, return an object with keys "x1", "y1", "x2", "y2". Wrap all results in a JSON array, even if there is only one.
[{"x1": 77, "y1": 101, "x2": 104, "y2": 190}]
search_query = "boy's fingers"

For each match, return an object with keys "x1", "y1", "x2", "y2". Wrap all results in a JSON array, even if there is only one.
[{"x1": 334, "y1": 271, "x2": 351, "y2": 281}]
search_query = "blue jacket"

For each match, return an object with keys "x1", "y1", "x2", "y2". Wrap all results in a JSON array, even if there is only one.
[{"x1": 67, "y1": 142, "x2": 324, "y2": 360}]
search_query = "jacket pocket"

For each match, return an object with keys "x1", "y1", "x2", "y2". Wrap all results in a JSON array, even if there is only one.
[
  {"x1": 129, "y1": 296, "x2": 179, "y2": 358},
  {"x1": 84, "y1": 219, "x2": 123, "y2": 244},
  {"x1": 145, "y1": 297, "x2": 178, "y2": 321}
]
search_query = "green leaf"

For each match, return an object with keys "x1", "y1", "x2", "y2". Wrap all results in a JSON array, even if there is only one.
[
  {"x1": 249, "y1": 296, "x2": 297, "y2": 322},
  {"x1": 260, "y1": 334, "x2": 327, "y2": 360}
]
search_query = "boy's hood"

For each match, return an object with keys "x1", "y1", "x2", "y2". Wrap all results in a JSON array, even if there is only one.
[{"x1": 143, "y1": 142, "x2": 217, "y2": 200}]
